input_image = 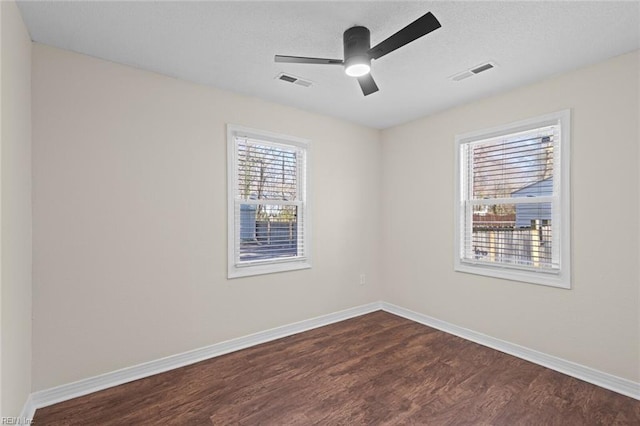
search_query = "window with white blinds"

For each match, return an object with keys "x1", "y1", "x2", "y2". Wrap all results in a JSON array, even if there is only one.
[
  {"x1": 227, "y1": 125, "x2": 311, "y2": 278},
  {"x1": 454, "y1": 111, "x2": 571, "y2": 288}
]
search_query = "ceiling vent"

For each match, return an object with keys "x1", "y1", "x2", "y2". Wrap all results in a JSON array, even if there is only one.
[
  {"x1": 451, "y1": 70, "x2": 474, "y2": 81},
  {"x1": 471, "y1": 62, "x2": 495, "y2": 74},
  {"x1": 450, "y1": 61, "x2": 497, "y2": 82},
  {"x1": 276, "y1": 73, "x2": 313, "y2": 87}
]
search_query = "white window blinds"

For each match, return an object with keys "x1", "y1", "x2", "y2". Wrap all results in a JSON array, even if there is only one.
[
  {"x1": 456, "y1": 111, "x2": 570, "y2": 287},
  {"x1": 461, "y1": 126, "x2": 559, "y2": 271},
  {"x1": 234, "y1": 137, "x2": 307, "y2": 264},
  {"x1": 227, "y1": 125, "x2": 310, "y2": 278}
]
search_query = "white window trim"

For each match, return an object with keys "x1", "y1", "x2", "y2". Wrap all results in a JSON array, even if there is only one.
[
  {"x1": 227, "y1": 124, "x2": 312, "y2": 279},
  {"x1": 454, "y1": 110, "x2": 571, "y2": 289}
]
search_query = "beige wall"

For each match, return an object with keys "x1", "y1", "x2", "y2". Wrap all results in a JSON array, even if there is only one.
[
  {"x1": 29, "y1": 38, "x2": 639, "y2": 393},
  {"x1": 0, "y1": 0, "x2": 33, "y2": 416},
  {"x1": 31, "y1": 44, "x2": 382, "y2": 391},
  {"x1": 381, "y1": 51, "x2": 640, "y2": 382}
]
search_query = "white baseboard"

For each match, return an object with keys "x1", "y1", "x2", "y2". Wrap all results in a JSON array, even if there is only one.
[
  {"x1": 23, "y1": 301, "x2": 382, "y2": 417},
  {"x1": 18, "y1": 393, "x2": 35, "y2": 423},
  {"x1": 21, "y1": 299, "x2": 639, "y2": 418},
  {"x1": 380, "y1": 302, "x2": 640, "y2": 400}
]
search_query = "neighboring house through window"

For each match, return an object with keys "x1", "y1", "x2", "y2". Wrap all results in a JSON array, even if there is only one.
[
  {"x1": 227, "y1": 125, "x2": 311, "y2": 278},
  {"x1": 454, "y1": 110, "x2": 571, "y2": 288}
]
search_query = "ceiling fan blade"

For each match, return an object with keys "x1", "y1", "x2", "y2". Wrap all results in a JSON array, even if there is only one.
[
  {"x1": 275, "y1": 55, "x2": 343, "y2": 65},
  {"x1": 367, "y1": 12, "x2": 441, "y2": 60},
  {"x1": 357, "y1": 73, "x2": 379, "y2": 96}
]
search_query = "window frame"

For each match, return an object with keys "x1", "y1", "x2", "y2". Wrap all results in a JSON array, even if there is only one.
[
  {"x1": 227, "y1": 124, "x2": 312, "y2": 279},
  {"x1": 454, "y1": 110, "x2": 571, "y2": 289}
]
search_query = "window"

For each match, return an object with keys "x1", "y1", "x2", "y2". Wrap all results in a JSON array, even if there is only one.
[
  {"x1": 454, "y1": 110, "x2": 570, "y2": 288},
  {"x1": 227, "y1": 125, "x2": 311, "y2": 278}
]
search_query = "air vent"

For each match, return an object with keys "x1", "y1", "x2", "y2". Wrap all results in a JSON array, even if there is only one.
[
  {"x1": 451, "y1": 71, "x2": 474, "y2": 81},
  {"x1": 279, "y1": 74, "x2": 297, "y2": 83},
  {"x1": 294, "y1": 79, "x2": 312, "y2": 87},
  {"x1": 449, "y1": 61, "x2": 497, "y2": 82},
  {"x1": 276, "y1": 73, "x2": 313, "y2": 87},
  {"x1": 471, "y1": 62, "x2": 494, "y2": 74}
]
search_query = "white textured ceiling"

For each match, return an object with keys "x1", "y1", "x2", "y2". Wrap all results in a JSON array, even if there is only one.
[{"x1": 17, "y1": 1, "x2": 640, "y2": 129}]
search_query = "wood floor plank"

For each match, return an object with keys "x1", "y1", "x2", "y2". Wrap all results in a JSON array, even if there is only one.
[{"x1": 33, "y1": 311, "x2": 640, "y2": 425}]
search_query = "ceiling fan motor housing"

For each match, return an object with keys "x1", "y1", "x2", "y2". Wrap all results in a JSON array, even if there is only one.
[{"x1": 343, "y1": 26, "x2": 371, "y2": 74}]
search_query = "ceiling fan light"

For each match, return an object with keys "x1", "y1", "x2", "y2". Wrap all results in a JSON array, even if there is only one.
[
  {"x1": 344, "y1": 54, "x2": 371, "y2": 77},
  {"x1": 345, "y1": 62, "x2": 370, "y2": 77}
]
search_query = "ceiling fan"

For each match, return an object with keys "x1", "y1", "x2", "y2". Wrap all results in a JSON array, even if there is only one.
[{"x1": 275, "y1": 12, "x2": 441, "y2": 96}]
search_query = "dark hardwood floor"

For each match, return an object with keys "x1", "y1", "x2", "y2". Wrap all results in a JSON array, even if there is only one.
[{"x1": 33, "y1": 311, "x2": 640, "y2": 425}]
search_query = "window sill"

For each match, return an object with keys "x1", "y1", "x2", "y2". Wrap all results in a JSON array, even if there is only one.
[
  {"x1": 454, "y1": 261, "x2": 570, "y2": 289},
  {"x1": 228, "y1": 259, "x2": 312, "y2": 279}
]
